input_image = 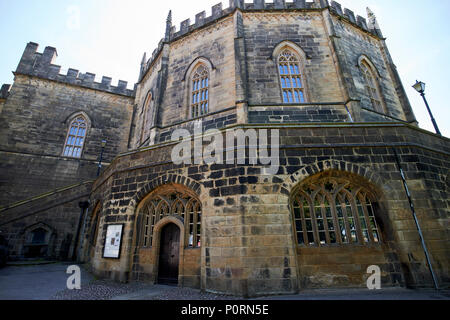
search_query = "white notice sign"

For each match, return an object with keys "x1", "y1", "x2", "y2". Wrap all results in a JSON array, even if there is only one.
[{"x1": 103, "y1": 224, "x2": 123, "y2": 259}]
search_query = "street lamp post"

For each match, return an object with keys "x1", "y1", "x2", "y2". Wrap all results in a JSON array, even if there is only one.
[
  {"x1": 97, "y1": 140, "x2": 107, "y2": 177},
  {"x1": 412, "y1": 81, "x2": 442, "y2": 136}
]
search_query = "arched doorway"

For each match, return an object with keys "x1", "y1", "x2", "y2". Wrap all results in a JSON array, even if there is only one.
[
  {"x1": 131, "y1": 183, "x2": 202, "y2": 286},
  {"x1": 22, "y1": 223, "x2": 55, "y2": 259},
  {"x1": 158, "y1": 223, "x2": 180, "y2": 285}
]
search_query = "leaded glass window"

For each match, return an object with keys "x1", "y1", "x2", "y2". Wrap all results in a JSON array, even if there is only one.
[
  {"x1": 278, "y1": 49, "x2": 306, "y2": 103},
  {"x1": 291, "y1": 176, "x2": 381, "y2": 247},
  {"x1": 191, "y1": 65, "x2": 209, "y2": 118},
  {"x1": 140, "y1": 190, "x2": 202, "y2": 248},
  {"x1": 360, "y1": 61, "x2": 383, "y2": 112},
  {"x1": 140, "y1": 93, "x2": 152, "y2": 145},
  {"x1": 63, "y1": 116, "x2": 87, "y2": 158}
]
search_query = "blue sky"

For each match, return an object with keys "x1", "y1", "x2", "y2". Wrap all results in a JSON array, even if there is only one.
[{"x1": 0, "y1": 0, "x2": 449, "y2": 136}]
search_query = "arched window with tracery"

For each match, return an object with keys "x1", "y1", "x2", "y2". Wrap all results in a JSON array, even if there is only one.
[
  {"x1": 140, "y1": 188, "x2": 202, "y2": 248},
  {"x1": 278, "y1": 49, "x2": 306, "y2": 104},
  {"x1": 360, "y1": 59, "x2": 384, "y2": 113},
  {"x1": 190, "y1": 64, "x2": 209, "y2": 118},
  {"x1": 63, "y1": 115, "x2": 88, "y2": 158},
  {"x1": 140, "y1": 92, "x2": 153, "y2": 145},
  {"x1": 291, "y1": 175, "x2": 381, "y2": 247}
]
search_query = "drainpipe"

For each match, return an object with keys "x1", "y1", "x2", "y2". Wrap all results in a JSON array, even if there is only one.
[
  {"x1": 72, "y1": 201, "x2": 90, "y2": 262},
  {"x1": 344, "y1": 103, "x2": 354, "y2": 123},
  {"x1": 392, "y1": 147, "x2": 439, "y2": 290}
]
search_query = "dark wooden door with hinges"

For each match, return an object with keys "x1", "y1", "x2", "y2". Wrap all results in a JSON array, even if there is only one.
[{"x1": 158, "y1": 223, "x2": 180, "y2": 285}]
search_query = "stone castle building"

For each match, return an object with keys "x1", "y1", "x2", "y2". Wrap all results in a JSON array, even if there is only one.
[{"x1": 0, "y1": 0, "x2": 448, "y2": 297}]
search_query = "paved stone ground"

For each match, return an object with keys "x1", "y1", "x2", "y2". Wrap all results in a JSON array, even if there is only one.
[
  {"x1": 0, "y1": 262, "x2": 448, "y2": 300},
  {"x1": 255, "y1": 288, "x2": 450, "y2": 300},
  {"x1": 0, "y1": 262, "x2": 93, "y2": 300}
]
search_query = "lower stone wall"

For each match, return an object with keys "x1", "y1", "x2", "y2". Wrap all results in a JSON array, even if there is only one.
[
  {"x1": 86, "y1": 123, "x2": 449, "y2": 296},
  {"x1": 130, "y1": 247, "x2": 201, "y2": 288},
  {"x1": 297, "y1": 246, "x2": 401, "y2": 288}
]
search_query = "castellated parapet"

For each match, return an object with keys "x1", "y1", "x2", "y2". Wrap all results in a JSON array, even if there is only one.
[
  {"x1": 139, "y1": 0, "x2": 382, "y2": 82},
  {"x1": 15, "y1": 42, "x2": 135, "y2": 97}
]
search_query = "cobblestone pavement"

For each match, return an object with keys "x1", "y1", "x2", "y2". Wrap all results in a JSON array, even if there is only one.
[
  {"x1": 54, "y1": 281, "x2": 239, "y2": 300},
  {"x1": 1, "y1": 262, "x2": 449, "y2": 300}
]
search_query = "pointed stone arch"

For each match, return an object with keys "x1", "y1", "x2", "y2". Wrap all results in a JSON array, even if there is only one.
[
  {"x1": 272, "y1": 40, "x2": 308, "y2": 62},
  {"x1": 281, "y1": 160, "x2": 398, "y2": 246},
  {"x1": 357, "y1": 54, "x2": 381, "y2": 77},
  {"x1": 280, "y1": 160, "x2": 386, "y2": 198},
  {"x1": 131, "y1": 175, "x2": 202, "y2": 209},
  {"x1": 128, "y1": 178, "x2": 202, "y2": 284}
]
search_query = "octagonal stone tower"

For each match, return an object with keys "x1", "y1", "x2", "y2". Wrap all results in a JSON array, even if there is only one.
[{"x1": 82, "y1": 0, "x2": 449, "y2": 297}]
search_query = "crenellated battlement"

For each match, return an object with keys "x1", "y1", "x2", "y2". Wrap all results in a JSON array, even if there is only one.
[
  {"x1": 16, "y1": 42, "x2": 135, "y2": 97},
  {"x1": 139, "y1": 0, "x2": 383, "y2": 82},
  {"x1": 0, "y1": 84, "x2": 11, "y2": 100},
  {"x1": 170, "y1": 0, "x2": 380, "y2": 40}
]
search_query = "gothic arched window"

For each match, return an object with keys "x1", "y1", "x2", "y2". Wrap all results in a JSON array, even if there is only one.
[
  {"x1": 140, "y1": 189, "x2": 202, "y2": 248},
  {"x1": 190, "y1": 64, "x2": 209, "y2": 118},
  {"x1": 291, "y1": 176, "x2": 381, "y2": 247},
  {"x1": 140, "y1": 92, "x2": 153, "y2": 145},
  {"x1": 360, "y1": 59, "x2": 384, "y2": 113},
  {"x1": 63, "y1": 115, "x2": 88, "y2": 158},
  {"x1": 278, "y1": 49, "x2": 306, "y2": 104}
]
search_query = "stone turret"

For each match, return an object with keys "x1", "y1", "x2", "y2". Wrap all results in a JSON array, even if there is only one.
[
  {"x1": 165, "y1": 10, "x2": 173, "y2": 42},
  {"x1": 367, "y1": 7, "x2": 383, "y2": 37}
]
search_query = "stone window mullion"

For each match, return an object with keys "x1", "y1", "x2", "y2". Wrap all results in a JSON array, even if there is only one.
[
  {"x1": 338, "y1": 194, "x2": 352, "y2": 244},
  {"x1": 191, "y1": 65, "x2": 209, "y2": 118},
  {"x1": 298, "y1": 196, "x2": 308, "y2": 246},
  {"x1": 322, "y1": 204, "x2": 331, "y2": 245},
  {"x1": 350, "y1": 194, "x2": 365, "y2": 245}
]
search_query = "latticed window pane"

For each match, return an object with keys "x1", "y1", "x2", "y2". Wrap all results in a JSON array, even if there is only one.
[
  {"x1": 64, "y1": 116, "x2": 87, "y2": 158},
  {"x1": 361, "y1": 61, "x2": 383, "y2": 112},
  {"x1": 324, "y1": 198, "x2": 337, "y2": 244},
  {"x1": 292, "y1": 177, "x2": 382, "y2": 247},
  {"x1": 140, "y1": 191, "x2": 202, "y2": 248},
  {"x1": 366, "y1": 198, "x2": 380, "y2": 243},
  {"x1": 142, "y1": 203, "x2": 156, "y2": 248},
  {"x1": 335, "y1": 197, "x2": 348, "y2": 243},
  {"x1": 191, "y1": 65, "x2": 209, "y2": 118},
  {"x1": 278, "y1": 49, "x2": 306, "y2": 104},
  {"x1": 140, "y1": 94, "x2": 152, "y2": 144},
  {"x1": 195, "y1": 202, "x2": 202, "y2": 247},
  {"x1": 293, "y1": 198, "x2": 305, "y2": 245}
]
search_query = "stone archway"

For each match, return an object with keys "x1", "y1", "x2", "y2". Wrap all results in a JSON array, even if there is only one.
[
  {"x1": 285, "y1": 164, "x2": 406, "y2": 288},
  {"x1": 130, "y1": 183, "x2": 202, "y2": 287},
  {"x1": 21, "y1": 223, "x2": 56, "y2": 259}
]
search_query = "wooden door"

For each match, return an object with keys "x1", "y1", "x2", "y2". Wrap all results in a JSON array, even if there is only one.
[{"x1": 158, "y1": 223, "x2": 180, "y2": 285}]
